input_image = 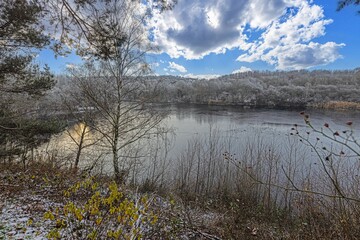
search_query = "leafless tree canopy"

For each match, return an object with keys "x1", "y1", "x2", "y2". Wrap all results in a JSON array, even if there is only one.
[{"x1": 60, "y1": 0, "x2": 167, "y2": 181}]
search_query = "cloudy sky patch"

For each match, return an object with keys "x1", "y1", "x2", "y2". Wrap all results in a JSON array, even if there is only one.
[
  {"x1": 149, "y1": 0, "x2": 348, "y2": 71},
  {"x1": 38, "y1": 0, "x2": 360, "y2": 74}
]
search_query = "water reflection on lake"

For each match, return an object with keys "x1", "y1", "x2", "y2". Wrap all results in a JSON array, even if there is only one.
[
  {"x1": 41, "y1": 104, "x2": 360, "y2": 202},
  {"x1": 159, "y1": 105, "x2": 360, "y2": 205},
  {"x1": 164, "y1": 104, "x2": 360, "y2": 156}
]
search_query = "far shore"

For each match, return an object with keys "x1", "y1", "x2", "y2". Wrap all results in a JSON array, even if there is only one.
[{"x1": 148, "y1": 100, "x2": 360, "y2": 111}]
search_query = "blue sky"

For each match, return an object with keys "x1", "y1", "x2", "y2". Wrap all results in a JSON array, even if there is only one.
[{"x1": 38, "y1": 0, "x2": 360, "y2": 78}]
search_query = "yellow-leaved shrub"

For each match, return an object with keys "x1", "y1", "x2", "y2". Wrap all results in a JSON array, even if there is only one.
[{"x1": 44, "y1": 177, "x2": 157, "y2": 239}]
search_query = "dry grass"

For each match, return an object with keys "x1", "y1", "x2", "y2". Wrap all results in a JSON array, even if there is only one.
[
  {"x1": 309, "y1": 101, "x2": 360, "y2": 110},
  {"x1": 2, "y1": 160, "x2": 360, "y2": 240},
  {"x1": 0, "y1": 160, "x2": 92, "y2": 203}
]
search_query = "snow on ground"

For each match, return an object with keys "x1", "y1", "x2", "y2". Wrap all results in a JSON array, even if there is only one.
[{"x1": 0, "y1": 192, "x2": 60, "y2": 239}]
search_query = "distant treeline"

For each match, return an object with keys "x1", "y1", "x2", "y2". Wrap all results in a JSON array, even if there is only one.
[
  {"x1": 140, "y1": 69, "x2": 360, "y2": 108},
  {"x1": 53, "y1": 69, "x2": 360, "y2": 109}
]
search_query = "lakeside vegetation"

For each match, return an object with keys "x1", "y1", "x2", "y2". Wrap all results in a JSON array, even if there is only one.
[{"x1": 310, "y1": 101, "x2": 360, "y2": 110}]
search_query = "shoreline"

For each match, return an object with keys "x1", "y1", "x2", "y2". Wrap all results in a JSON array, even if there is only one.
[{"x1": 148, "y1": 101, "x2": 360, "y2": 112}]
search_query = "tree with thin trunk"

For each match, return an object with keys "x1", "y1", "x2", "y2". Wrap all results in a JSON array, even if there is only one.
[{"x1": 65, "y1": 0, "x2": 166, "y2": 183}]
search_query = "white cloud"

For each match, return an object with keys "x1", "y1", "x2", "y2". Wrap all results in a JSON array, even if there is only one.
[
  {"x1": 269, "y1": 42, "x2": 345, "y2": 70},
  {"x1": 66, "y1": 63, "x2": 78, "y2": 69},
  {"x1": 237, "y1": 2, "x2": 344, "y2": 69},
  {"x1": 149, "y1": 0, "x2": 254, "y2": 59},
  {"x1": 149, "y1": 0, "x2": 344, "y2": 70},
  {"x1": 232, "y1": 66, "x2": 252, "y2": 74},
  {"x1": 183, "y1": 73, "x2": 220, "y2": 79},
  {"x1": 168, "y1": 62, "x2": 187, "y2": 73}
]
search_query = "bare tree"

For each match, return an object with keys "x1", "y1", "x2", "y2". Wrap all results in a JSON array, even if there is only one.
[{"x1": 64, "y1": 0, "x2": 166, "y2": 183}]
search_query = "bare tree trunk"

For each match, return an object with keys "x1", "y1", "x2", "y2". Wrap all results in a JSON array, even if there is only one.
[
  {"x1": 113, "y1": 119, "x2": 121, "y2": 183},
  {"x1": 74, "y1": 123, "x2": 87, "y2": 171},
  {"x1": 113, "y1": 144, "x2": 121, "y2": 183},
  {"x1": 21, "y1": 147, "x2": 27, "y2": 170}
]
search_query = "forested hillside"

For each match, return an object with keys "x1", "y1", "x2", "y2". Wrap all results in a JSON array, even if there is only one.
[{"x1": 139, "y1": 69, "x2": 360, "y2": 107}]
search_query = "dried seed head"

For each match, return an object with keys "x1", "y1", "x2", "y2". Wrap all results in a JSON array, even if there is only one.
[{"x1": 346, "y1": 121, "x2": 353, "y2": 126}]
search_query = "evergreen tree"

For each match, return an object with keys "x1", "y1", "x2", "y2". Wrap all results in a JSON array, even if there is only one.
[
  {"x1": 0, "y1": 0, "x2": 59, "y2": 163},
  {"x1": 337, "y1": 0, "x2": 360, "y2": 12}
]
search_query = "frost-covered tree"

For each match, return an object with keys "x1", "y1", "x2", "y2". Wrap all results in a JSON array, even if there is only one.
[{"x1": 64, "y1": 0, "x2": 166, "y2": 183}]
